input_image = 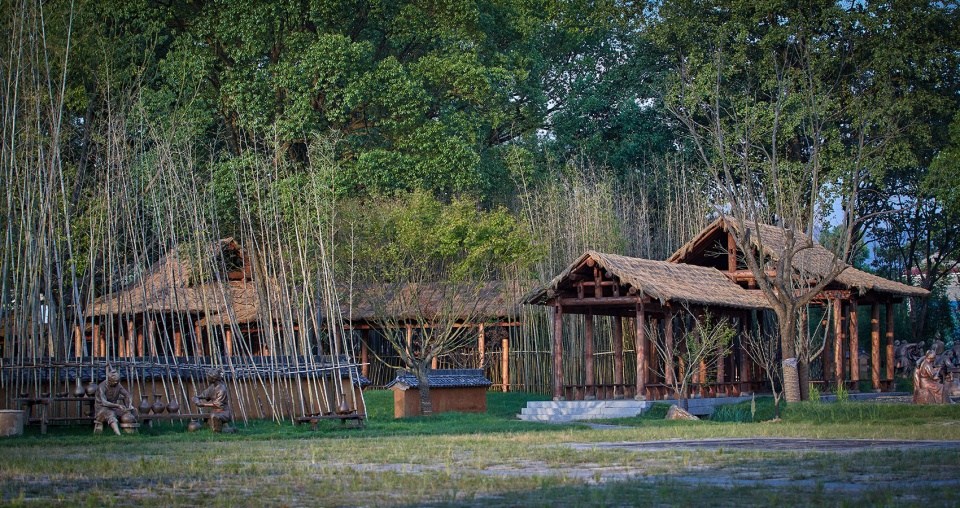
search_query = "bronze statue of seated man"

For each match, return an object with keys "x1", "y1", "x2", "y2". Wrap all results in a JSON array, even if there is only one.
[
  {"x1": 93, "y1": 368, "x2": 135, "y2": 435},
  {"x1": 914, "y1": 350, "x2": 946, "y2": 404},
  {"x1": 192, "y1": 368, "x2": 234, "y2": 433}
]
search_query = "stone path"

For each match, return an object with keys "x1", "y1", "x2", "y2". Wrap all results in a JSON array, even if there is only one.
[{"x1": 567, "y1": 437, "x2": 960, "y2": 453}]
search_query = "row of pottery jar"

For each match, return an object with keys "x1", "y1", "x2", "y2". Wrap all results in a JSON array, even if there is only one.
[{"x1": 138, "y1": 395, "x2": 180, "y2": 414}]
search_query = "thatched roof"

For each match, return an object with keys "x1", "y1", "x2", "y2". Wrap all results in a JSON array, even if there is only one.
[
  {"x1": 89, "y1": 239, "x2": 269, "y2": 323},
  {"x1": 524, "y1": 251, "x2": 771, "y2": 310},
  {"x1": 669, "y1": 217, "x2": 929, "y2": 299},
  {"x1": 346, "y1": 280, "x2": 526, "y2": 323}
]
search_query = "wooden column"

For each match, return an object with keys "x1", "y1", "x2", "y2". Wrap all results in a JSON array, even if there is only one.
[
  {"x1": 137, "y1": 327, "x2": 144, "y2": 357},
  {"x1": 126, "y1": 319, "x2": 135, "y2": 358},
  {"x1": 361, "y1": 329, "x2": 370, "y2": 379},
  {"x1": 739, "y1": 312, "x2": 751, "y2": 390},
  {"x1": 885, "y1": 302, "x2": 895, "y2": 381},
  {"x1": 613, "y1": 315, "x2": 624, "y2": 397},
  {"x1": 870, "y1": 303, "x2": 881, "y2": 391},
  {"x1": 406, "y1": 322, "x2": 413, "y2": 350},
  {"x1": 72, "y1": 326, "x2": 82, "y2": 359},
  {"x1": 728, "y1": 232, "x2": 738, "y2": 272},
  {"x1": 552, "y1": 304, "x2": 564, "y2": 400},
  {"x1": 431, "y1": 356, "x2": 438, "y2": 369},
  {"x1": 833, "y1": 299, "x2": 844, "y2": 384},
  {"x1": 635, "y1": 302, "x2": 647, "y2": 399},
  {"x1": 849, "y1": 299, "x2": 859, "y2": 385},
  {"x1": 92, "y1": 324, "x2": 101, "y2": 357},
  {"x1": 195, "y1": 324, "x2": 203, "y2": 357},
  {"x1": 224, "y1": 329, "x2": 234, "y2": 357},
  {"x1": 821, "y1": 305, "x2": 833, "y2": 382},
  {"x1": 478, "y1": 323, "x2": 486, "y2": 369},
  {"x1": 664, "y1": 308, "x2": 675, "y2": 387},
  {"x1": 174, "y1": 326, "x2": 183, "y2": 356},
  {"x1": 501, "y1": 337, "x2": 510, "y2": 392},
  {"x1": 147, "y1": 319, "x2": 156, "y2": 357},
  {"x1": 584, "y1": 310, "x2": 595, "y2": 393}
]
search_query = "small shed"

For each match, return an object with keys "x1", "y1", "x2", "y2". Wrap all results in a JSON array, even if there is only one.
[{"x1": 386, "y1": 369, "x2": 493, "y2": 418}]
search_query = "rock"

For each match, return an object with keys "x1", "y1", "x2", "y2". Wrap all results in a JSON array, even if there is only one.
[{"x1": 665, "y1": 404, "x2": 699, "y2": 421}]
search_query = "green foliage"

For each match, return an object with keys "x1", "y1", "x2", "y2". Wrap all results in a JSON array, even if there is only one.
[{"x1": 351, "y1": 190, "x2": 536, "y2": 281}]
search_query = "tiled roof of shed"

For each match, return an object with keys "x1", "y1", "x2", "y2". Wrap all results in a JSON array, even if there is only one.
[{"x1": 385, "y1": 369, "x2": 493, "y2": 390}]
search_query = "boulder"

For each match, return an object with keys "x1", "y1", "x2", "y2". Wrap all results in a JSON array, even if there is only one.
[{"x1": 665, "y1": 404, "x2": 699, "y2": 421}]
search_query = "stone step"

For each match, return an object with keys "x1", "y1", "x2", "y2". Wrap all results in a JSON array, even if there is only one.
[{"x1": 517, "y1": 396, "x2": 755, "y2": 422}]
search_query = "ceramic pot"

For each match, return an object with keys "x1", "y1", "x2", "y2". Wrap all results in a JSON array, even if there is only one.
[
  {"x1": 120, "y1": 411, "x2": 137, "y2": 424},
  {"x1": 186, "y1": 419, "x2": 202, "y2": 432},
  {"x1": 152, "y1": 395, "x2": 165, "y2": 414},
  {"x1": 138, "y1": 396, "x2": 151, "y2": 414},
  {"x1": 85, "y1": 381, "x2": 98, "y2": 397},
  {"x1": 72, "y1": 383, "x2": 86, "y2": 398},
  {"x1": 166, "y1": 399, "x2": 180, "y2": 414}
]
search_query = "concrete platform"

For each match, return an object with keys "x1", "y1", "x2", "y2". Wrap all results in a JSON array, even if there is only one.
[{"x1": 517, "y1": 395, "x2": 754, "y2": 422}]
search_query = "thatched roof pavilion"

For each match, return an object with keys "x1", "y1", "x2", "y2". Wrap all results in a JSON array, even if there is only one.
[
  {"x1": 524, "y1": 251, "x2": 772, "y2": 401},
  {"x1": 667, "y1": 216, "x2": 929, "y2": 392}
]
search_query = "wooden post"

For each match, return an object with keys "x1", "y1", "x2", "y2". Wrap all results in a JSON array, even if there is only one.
[
  {"x1": 635, "y1": 302, "x2": 646, "y2": 399},
  {"x1": 552, "y1": 304, "x2": 564, "y2": 400},
  {"x1": 822, "y1": 304, "x2": 832, "y2": 382},
  {"x1": 501, "y1": 337, "x2": 509, "y2": 393},
  {"x1": 92, "y1": 324, "x2": 101, "y2": 357},
  {"x1": 174, "y1": 329, "x2": 183, "y2": 357},
  {"x1": 849, "y1": 299, "x2": 859, "y2": 385},
  {"x1": 224, "y1": 329, "x2": 233, "y2": 357},
  {"x1": 727, "y1": 232, "x2": 737, "y2": 272},
  {"x1": 739, "y1": 311, "x2": 752, "y2": 391},
  {"x1": 195, "y1": 324, "x2": 203, "y2": 357},
  {"x1": 885, "y1": 302, "x2": 895, "y2": 381},
  {"x1": 613, "y1": 315, "x2": 624, "y2": 396},
  {"x1": 431, "y1": 356, "x2": 438, "y2": 369},
  {"x1": 72, "y1": 325, "x2": 81, "y2": 359},
  {"x1": 584, "y1": 310, "x2": 595, "y2": 394},
  {"x1": 137, "y1": 327, "x2": 144, "y2": 357},
  {"x1": 406, "y1": 322, "x2": 413, "y2": 350},
  {"x1": 361, "y1": 329, "x2": 370, "y2": 379},
  {"x1": 478, "y1": 323, "x2": 486, "y2": 369},
  {"x1": 833, "y1": 298, "x2": 844, "y2": 384},
  {"x1": 664, "y1": 308, "x2": 675, "y2": 387},
  {"x1": 871, "y1": 303, "x2": 881, "y2": 391},
  {"x1": 126, "y1": 319, "x2": 135, "y2": 358},
  {"x1": 147, "y1": 319, "x2": 156, "y2": 357}
]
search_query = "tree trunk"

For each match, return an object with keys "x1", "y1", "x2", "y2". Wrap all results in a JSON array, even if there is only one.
[
  {"x1": 416, "y1": 365, "x2": 432, "y2": 416},
  {"x1": 780, "y1": 312, "x2": 801, "y2": 403}
]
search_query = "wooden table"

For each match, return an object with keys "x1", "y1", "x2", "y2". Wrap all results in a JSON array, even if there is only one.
[
  {"x1": 14, "y1": 397, "x2": 96, "y2": 434},
  {"x1": 294, "y1": 412, "x2": 366, "y2": 430}
]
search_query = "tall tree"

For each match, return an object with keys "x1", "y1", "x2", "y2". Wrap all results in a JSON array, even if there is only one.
[{"x1": 655, "y1": 0, "x2": 912, "y2": 402}]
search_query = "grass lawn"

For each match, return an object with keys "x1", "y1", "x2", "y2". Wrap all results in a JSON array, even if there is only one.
[{"x1": 3, "y1": 391, "x2": 960, "y2": 506}]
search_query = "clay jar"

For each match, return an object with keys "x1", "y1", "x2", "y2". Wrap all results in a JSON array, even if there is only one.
[
  {"x1": 72, "y1": 383, "x2": 86, "y2": 398},
  {"x1": 166, "y1": 399, "x2": 180, "y2": 414},
  {"x1": 186, "y1": 419, "x2": 202, "y2": 432},
  {"x1": 152, "y1": 395, "x2": 166, "y2": 414},
  {"x1": 85, "y1": 380, "x2": 98, "y2": 397},
  {"x1": 138, "y1": 396, "x2": 151, "y2": 415},
  {"x1": 120, "y1": 411, "x2": 137, "y2": 424}
]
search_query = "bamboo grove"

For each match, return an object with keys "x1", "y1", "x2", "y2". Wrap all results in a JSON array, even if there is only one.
[{"x1": 2, "y1": 0, "x2": 959, "y2": 417}]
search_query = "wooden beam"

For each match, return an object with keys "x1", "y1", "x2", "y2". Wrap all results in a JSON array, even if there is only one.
[
  {"x1": 556, "y1": 296, "x2": 641, "y2": 306},
  {"x1": 127, "y1": 319, "x2": 135, "y2": 358}
]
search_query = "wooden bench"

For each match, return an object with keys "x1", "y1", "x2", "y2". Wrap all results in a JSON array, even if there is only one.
[
  {"x1": 15, "y1": 397, "x2": 96, "y2": 434},
  {"x1": 294, "y1": 412, "x2": 366, "y2": 430}
]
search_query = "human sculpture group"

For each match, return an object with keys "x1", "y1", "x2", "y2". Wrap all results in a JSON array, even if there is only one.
[{"x1": 93, "y1": 367, "x2": 233, "y2": 435}]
